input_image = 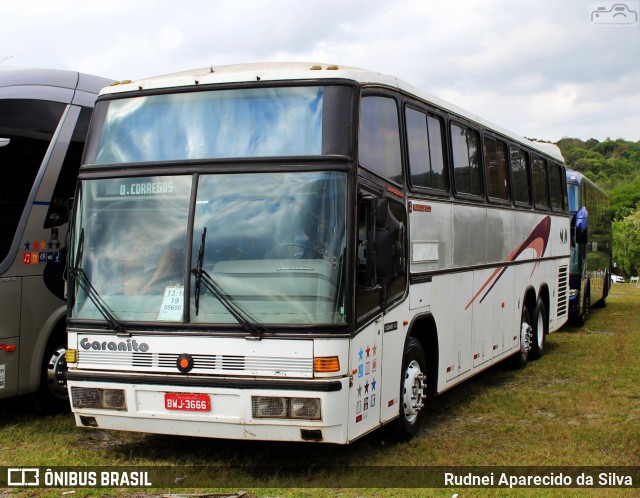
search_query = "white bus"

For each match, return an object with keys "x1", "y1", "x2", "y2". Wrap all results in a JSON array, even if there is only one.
[
  {"x1": 65, "y1": 63, "x2": 570, "y2": 443},
  {"x1": 0, "y1": 67, "x2": 111, "y2": 410}
]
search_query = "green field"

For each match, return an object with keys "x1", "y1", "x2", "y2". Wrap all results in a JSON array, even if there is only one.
[{"x1": 1, "y1": 285, "x2": 639, "y2": 497}]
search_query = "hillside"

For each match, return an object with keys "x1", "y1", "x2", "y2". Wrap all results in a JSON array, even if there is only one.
[{"x1": 556, "y1": 138, "x2": 640, "y2": 220}]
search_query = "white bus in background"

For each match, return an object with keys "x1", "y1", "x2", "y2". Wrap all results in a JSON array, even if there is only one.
[
  {"x1": 65, "y1": 63, "x2": 570, "y2": 443},
  {"x1": 0, "y1": 67, "x2": 111, "y2": 411}
]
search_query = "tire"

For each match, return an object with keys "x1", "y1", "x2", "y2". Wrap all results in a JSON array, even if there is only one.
[
  {"x1": 34, "y1": 344, "x2": 70, "y2": 413},
  {"x1": 387, "y1": 336, "x2": 427, "y2": 441},
  {"x1": 511, "y1": 305, "x2": 532, "y2": 369},
  {"x1": 530, "y1": 298, "x2": 547, "y2": 360}
]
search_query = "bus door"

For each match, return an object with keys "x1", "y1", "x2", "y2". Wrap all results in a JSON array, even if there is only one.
[{"x1": 349, "y1": 183, "x2": 407, "y2": 440}]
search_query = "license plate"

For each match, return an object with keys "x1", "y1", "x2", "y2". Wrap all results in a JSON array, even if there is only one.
[{"x1": 164, "y1": 393, "x2": 211, "y2": 412}]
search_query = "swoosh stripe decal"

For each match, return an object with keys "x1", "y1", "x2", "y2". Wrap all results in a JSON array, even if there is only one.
[{"x1": 465, "y1": 216, "x2": 551, "y2": 310}]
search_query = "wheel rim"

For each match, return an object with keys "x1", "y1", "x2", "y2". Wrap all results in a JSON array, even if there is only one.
[
  {"x1": 402, "y1": 360, "x2": 426, "y2": 424},
  {"x1": 520, "y1": 318, "x2": 532, "y2": 356},
  {"x1": 46, "y1": 347, "x2": 68, "y2": 400}
]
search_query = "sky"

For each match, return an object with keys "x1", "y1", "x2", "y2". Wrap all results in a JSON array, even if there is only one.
[{"x1": 2, "y1": 0, "x2": 639, "y2": 142}]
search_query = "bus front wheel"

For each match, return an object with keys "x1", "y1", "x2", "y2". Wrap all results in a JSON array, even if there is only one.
[{"x1": 388, "y1": 336, "x2": 427, "y2": 440}]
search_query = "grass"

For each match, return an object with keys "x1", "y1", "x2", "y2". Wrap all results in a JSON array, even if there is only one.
[{"x1": 1, "y1": 285, "x2": 639, "y2": 497}]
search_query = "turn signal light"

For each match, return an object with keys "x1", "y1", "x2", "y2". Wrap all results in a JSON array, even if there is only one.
[
  {"x1": 314, "y1": 356, "x2": 340, "y2": 373},
  {"x1": 65, "y1": 349, "x2": 78, "y2": 363}
]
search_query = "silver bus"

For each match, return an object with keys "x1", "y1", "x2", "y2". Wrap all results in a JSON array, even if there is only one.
[{"x1": 0, "y1": 67, "x2": 111, "y2": 410}]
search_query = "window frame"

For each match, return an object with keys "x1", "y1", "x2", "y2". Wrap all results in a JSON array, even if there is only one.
[
  {"x1": 548, "y1": 161, "x2": 566, "y2": 213},
  {"x1": 531, "y1": 154, "x2": 551, "y2": 210},
  {"x1": 483, "y1": 133, "x2": 511, "y2": 205},
  {"x1": 404, "y1": 103, "x2": 449, "y2": 195},
  {"x1": 509, "y1": 145, "x2": 533, "y2": 208},
  {"x1": 358, "y1": 92, "x2": 404, "y2": 187},
  {"x1": 449, "y1": 120, "x2": 484, "y2": 200}
]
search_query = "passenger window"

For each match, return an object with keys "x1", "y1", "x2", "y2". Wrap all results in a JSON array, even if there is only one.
[
  {"x1": 484, "y1": 136, "x2": 510, "y2": 201},
  {"x1": 406, "y1": 108, "x2": 446, "y2": 191},
  {"x1": 510, "y1": 147, "x2": 530, "y2": 205},
  {"x1": 0, "y1": 99, "x2": 66, "y2": 261},
  {"x1": 451, "y1": 123, "x2": 482, "y2": 197},
  {"x1": 532, "y1": 157, "x2": 550, "y2": 208},
  {"x1": 548, "y1": 162, "x2": 564, "y2": 211},
  {"x1": 359, "y1": 96, "x2": 403, "y2": 184}
]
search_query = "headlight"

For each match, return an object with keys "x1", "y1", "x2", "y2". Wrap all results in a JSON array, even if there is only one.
[
  {"x1": 71, "y1": 387, "x2": 127, "y2": 410},
  {"x1": 252, "y1": 396, "x2": 321, "y2": 420}
]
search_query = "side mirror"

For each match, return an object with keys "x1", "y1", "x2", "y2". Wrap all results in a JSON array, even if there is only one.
[{"x1": 576, "y1": 206, "x2": 588, "y2": 245}]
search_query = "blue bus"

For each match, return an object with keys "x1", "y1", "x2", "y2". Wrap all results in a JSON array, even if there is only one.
[{"x1": 566, "y1": 169, "x2": 612, "y2": 325}]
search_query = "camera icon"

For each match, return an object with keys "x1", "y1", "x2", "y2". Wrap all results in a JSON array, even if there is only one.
[
  {"x1": 590, "y1": 2, "x2": 639, "y2": 25},
  {"x1": 7, "y1": 468, "x2": 40, "y2": 486}
]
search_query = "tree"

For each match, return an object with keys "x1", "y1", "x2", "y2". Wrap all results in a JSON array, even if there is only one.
[{"x1": 613, "y1": 209, "x2": 640, "y2": 277}]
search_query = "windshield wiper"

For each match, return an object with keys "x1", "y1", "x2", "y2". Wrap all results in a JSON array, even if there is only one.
[
  {"x1": 69, "y1": 228, "x2": 125, "y2": 334},
  {"x1": 191, "y1": 227, "x2": 269, "y2": 339}
]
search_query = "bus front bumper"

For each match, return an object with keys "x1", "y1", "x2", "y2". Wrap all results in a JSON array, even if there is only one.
[{"x1": 66, "y1": 371, "x2": 350, "y2": 444}]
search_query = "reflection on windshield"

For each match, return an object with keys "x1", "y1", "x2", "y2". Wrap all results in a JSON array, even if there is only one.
[
  {"x1": 94, "y1": 87, "x2": 323, "y2": 164},
  {"x1": 70, "y1": 171, "x2": 348, "y2": 326},
  {"x1": 191, "y1": 171, "x2": 347, "y2": 325},
  {"x1": 71, "y1": 176, "x2": 192, "y2": 322}
]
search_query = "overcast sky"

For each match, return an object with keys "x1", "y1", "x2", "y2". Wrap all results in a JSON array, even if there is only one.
[{"x1": 2, "y1": 0, "x2": 639, "y2": 142}]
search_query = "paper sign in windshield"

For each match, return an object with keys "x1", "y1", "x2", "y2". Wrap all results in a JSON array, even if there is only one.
[{"x1": 158, "y1": 285, "x2": 184, "y2": 321}]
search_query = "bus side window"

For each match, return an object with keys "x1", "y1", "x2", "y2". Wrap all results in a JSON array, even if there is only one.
[
  {"x1": 548, "y1": 162, "x2": 564, "y2": 212},
  {"x1": 359, "y1": 96, "x2": 403, "y2": 185},
  {"x1": 532, "y1": 156, "x2": 550, "y2": 209},
  {"x1": 510, "y1": 146, "x2": 531, "y2": 205},
  {"x1": 451, "y1": 123, "x2": 483, "y2": 197},
  {"x1": 0, "y1": 99, "x2": 66, "y2": 261},
  {"x1": 406, "y1": 107, "x2": 447, "y2": 192},
  {"x1": 484, "y1": 136, "x2": 510, "y2": 201}
]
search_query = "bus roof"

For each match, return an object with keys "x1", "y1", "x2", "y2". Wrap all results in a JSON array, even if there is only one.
[
  {"x1": 101, "y1": 62, "x2": 565, "y2": 163},
  {"x1": 0, "y1": 67, "x2": 112, "y2": 107}
]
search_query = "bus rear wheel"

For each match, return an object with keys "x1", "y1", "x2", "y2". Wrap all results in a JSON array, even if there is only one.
[
  {"x1": 511, "y1": 306, "x2": 532, "y2": 369},
  {"x1": 387, "y1": 336, "x2": 427, "y2": 440},
  {"x1": 530, "y1": 298, "x2": 547, "y2": 360}
]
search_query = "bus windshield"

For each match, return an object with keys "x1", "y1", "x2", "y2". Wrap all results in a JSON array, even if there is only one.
[
  {"x1": 69, "y1": 171, "x2": 348, "y2": 327},
  {"x1": 86, "y1": 85, "x2": 352, "y2": 164}
]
